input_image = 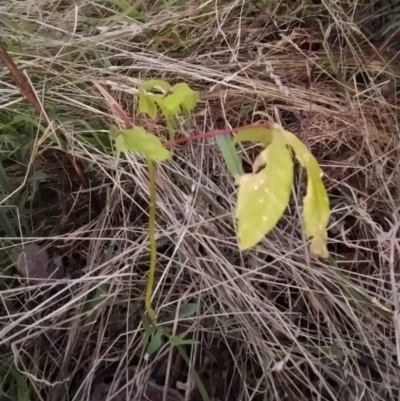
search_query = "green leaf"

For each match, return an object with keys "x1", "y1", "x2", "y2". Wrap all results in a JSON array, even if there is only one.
[
  {"x1": 303, "y1": 168, "x2": 329, "y2": 258},
  {"x1": 178, "y1": 303, "x2": 198, "y2": 318},
  {"x1": 139, "y1": 95, "x2": 157, "y2": 119},
  {"x1": 114, "y1": 134, "x2": 129, "y2": 153},
  {"x1": 171, "y1": 83, "x2": 199, "y2": 112},
  {"x1": 161, "y1": 92, "x2": 182, "y2": 114},
  {"x1": 146, "y1": 330, "x2": 164, "y2": 356},
  {"x1": 136, "y1": 80, "x2": 199, "y2": 141},
  {"x1": 170, "y1": 335, "x2": 199, "y2": 347},
  {"x1": 158, "y1": 83, "x2": 199, "y2": 115},
  {"x1": 216, "y1": 135, "x2": 243, "y2": 176},
  {"x1": 279, "y1": 125, "x2": 330, "y2": 258},
  {"x1": 140, "y1": 79, "x2": 171, "y2": 92},
  {"x1": 233, "y1": 127, "x2": 273, "y2": 146},
  {"x1": 235, "y1": 135, "x2": 293, "y2": 249},
  {"x1": 112, "y1": 126, "x2": 171, "y2": 161}
]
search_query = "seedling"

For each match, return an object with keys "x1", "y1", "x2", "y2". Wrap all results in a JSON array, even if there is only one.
[{"x1": 107, "y1": 79, "x2": 330, "y2": 322}]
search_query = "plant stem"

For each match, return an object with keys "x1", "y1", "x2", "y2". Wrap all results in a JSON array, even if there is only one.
[
  {"x1": 145, "y1": 158, "x2": 157, "y2": 322},
  {"x1": 164, "y1": 122, "x2": 272, "y2": 147}
]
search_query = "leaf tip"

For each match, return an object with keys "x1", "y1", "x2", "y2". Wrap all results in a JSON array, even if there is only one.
[{"x1": 310, "y1": 234, "x2": 329, "y2": 259}]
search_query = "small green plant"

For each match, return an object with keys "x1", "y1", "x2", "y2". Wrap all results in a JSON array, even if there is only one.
[
  {"x1": 142, "y1": 303, "x2": 199, "y2": 358},
  {"x1": 107, "y1": 79, "x2": 330, "y2": 322},
  {"x1": 108, "y1": 80, "x2": 199, "y2": 321},
  {"x1": 138, "y1": 79, "x2": 199, "y2": 138}
]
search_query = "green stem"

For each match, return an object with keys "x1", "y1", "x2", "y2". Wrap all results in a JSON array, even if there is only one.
[
  {"x1": 144, "y1": 163, "x2": 210, "y2": 400},
  {"x1": 145, "y1": 158, "x2": 157, "y2": 322}
]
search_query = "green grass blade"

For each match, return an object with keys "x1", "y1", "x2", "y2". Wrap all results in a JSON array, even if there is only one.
[
  {"x1": 216, "y1": 135, "x2": 243, "y2": 176},
  {"x1": 0, "y1": 161, "x2": 12, "y2": 194}
]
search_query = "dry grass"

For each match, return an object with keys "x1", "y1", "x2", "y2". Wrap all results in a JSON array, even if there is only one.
[{"x1": 0, "y1": 0, "x2": 400, "y2": 400}]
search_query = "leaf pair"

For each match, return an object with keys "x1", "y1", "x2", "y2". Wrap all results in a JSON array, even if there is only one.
[
  {"x1": 234, "y1": 124, "x2": 330, "y2": 258},
  {"x1": 146, "y1": 331, "x2": 199, "y2": 357},
  {"x1": 111, "y1": 126, "x2": 171, "y2": 161},
  {"x1": 142, "y1": 303, "x2": 199, "y2": 357},
  {"x1": 138, "y1": 79, "x2": 199, "y2": 138}
]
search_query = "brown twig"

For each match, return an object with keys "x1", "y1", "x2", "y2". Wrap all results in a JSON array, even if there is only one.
[{"x1": 0, "y1": 41, "x2": 101, "y2": 213}]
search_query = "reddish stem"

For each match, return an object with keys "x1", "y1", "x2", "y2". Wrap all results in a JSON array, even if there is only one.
[{"x1": 164, "y1": 122, "x2": 272, "y2": 147}]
